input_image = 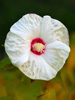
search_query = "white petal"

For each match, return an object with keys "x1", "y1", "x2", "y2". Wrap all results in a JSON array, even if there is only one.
[
  {"x1": 18, "y1": 53, "x2": 57, "y2": 80},
  {"x1": 42, "y1": 41, "x2": 70, "y2": 72},
  {"x1": 46, "y1": 41, "x2": 70, "y2": 52},
  {"x1": 40, "y1": 16, "x2": 69, "y2": 45},
  {"x1": 5, "y1": 32, "x2": 30, "y2": 66},
  {"x1": 5, "y1": 14, "x2": 70, "y2": 81},
  {"x1": 5, "y1": 14, "x2": 42, "y2": 67},
  {"x1": 40, "y1": 16, "x2": 51, "y2": 42},
  {"x1": 41, "y1": 16, "x2": 52, "y2": 35},
  {"x1": 10, "y1": 14, "x2": 42, "y2": 41}
]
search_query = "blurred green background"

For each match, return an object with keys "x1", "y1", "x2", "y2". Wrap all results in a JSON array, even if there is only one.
[{"x1": 0, "y1": 0, "x2": 75, "y2": 100}]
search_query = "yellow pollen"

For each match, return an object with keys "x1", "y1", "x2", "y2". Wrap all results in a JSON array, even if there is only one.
[{"x1": 33, "y1": 43, "x2": 45, "y2": 53}]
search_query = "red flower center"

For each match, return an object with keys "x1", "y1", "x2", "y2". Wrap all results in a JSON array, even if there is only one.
[{"x1": 31, "y1": 38, "x2": 46, "y2": 55}]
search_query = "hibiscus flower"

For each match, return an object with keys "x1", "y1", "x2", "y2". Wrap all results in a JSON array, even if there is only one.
[{"x1": 5, "y1": 14, "x2": 70, "y2": 80}]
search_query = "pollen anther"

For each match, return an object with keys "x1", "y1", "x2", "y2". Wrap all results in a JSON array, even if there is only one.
[{"x1": 33, "y1": 43, "x2": 45, "y2": 53}]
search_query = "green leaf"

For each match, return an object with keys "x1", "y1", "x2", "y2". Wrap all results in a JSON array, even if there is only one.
[
  {"x1": 15, "y1": 83, "x2": 29, "y2": 100},
  {"x1": 41, "y1": 89, "x2": 56, "y2": 100},
  {"x1": 55, "y1": 71, "x2": 64, "y2": 87},
  {"x1": 0, "y1": 96, "x2": 13, "y2": 100},
  {"x1": 0, "y1": 57, "x2": 11, "y2": 69},
  {"x1": 0, "y1": 57, "x2": 18, "y2": 73},
  {"x1": 28, "y1": 80, "x2": 43, "y2": 100},
  {"x1": 49, "y1": 89, "x2": 56, "y2": 100},
  {"x1": 15, "y1": 80, "x2": 43, "y2": 100}
]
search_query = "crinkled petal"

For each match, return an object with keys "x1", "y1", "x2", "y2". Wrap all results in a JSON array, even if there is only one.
[
  {"x1": 10, "y1": 14, "x2": 42, "y2": 41},
  {"x1": 42, "y1": 41, "x2": 70, "y2": 72},
  {"x1": 5, "y1": 32, "x2": 30, "y2": 66},
  {"x1": 5, "y1": 14, "x2": 42, "y2": 67},
  {"x1": 40, "y1": 15, "x2": 69, "y2": 45},
  {"x1": 18, "y1": 53, "x2": 57, "y2": 80}
]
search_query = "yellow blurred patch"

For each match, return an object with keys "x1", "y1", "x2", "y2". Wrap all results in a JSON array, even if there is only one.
[{"x1": 66, "y1": 46, "x2": 75, "y2": 70}]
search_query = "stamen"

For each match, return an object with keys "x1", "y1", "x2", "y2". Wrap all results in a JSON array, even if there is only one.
[{"x1": 33, "y1": 43, "x2": 45, "y2": 53}]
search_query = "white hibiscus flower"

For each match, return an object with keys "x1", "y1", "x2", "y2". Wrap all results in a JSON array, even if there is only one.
[{"x1": 5, "y1": 14, "x2": 70, "y2": 80}]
